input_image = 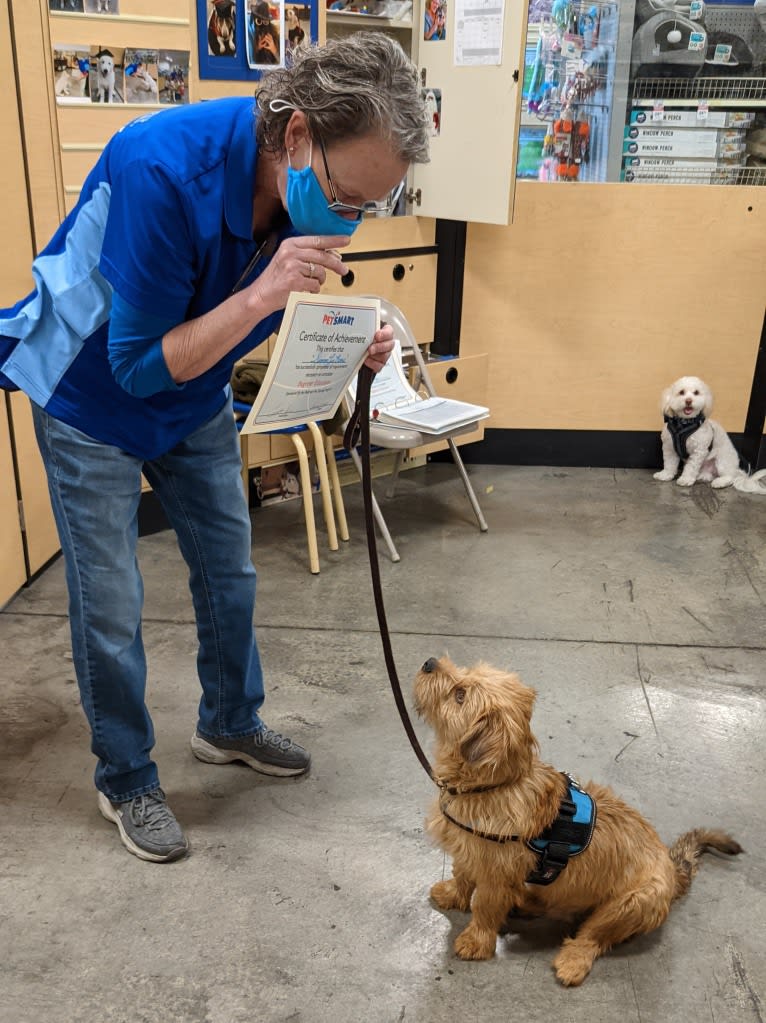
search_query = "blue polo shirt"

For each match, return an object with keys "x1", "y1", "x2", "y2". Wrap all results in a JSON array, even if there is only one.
[{"x1": 0, "y1": 97, "x2": 290, "y2": 460}]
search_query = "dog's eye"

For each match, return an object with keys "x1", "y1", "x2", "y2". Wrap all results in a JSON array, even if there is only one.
[
  {"x1": 693, "y1": 390, "x2": 699, "y2": 395},
  {"x1": 453, "y1": 687, "x2": 466, "y2": 704}
]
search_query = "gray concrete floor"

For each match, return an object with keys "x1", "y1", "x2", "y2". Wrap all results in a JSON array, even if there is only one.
[{"x1": 1, "y1": 464, "x2": 764, "y2": 1023}]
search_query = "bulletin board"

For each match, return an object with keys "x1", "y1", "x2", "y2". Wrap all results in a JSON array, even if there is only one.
[{"x1": 196, "y1": 0, "x2": 319, "y2": 80}]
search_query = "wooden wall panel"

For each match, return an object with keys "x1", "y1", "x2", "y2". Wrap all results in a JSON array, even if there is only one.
[
  {"x1": 462, "y1": 182, "x2": 765, "y2": 433},
  {"x1": 0, "y1": 401, "x2": 26, "y2": 607}
]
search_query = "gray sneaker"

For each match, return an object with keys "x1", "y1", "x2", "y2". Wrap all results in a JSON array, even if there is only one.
[
  {"x1": 191, "y1": 728, "x2": 310, "y2": 777},
  {"x1": 97, "y1": 788, "x2": 189, "y2": 863}
]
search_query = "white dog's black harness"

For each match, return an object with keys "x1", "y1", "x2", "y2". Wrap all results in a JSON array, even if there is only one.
[
  {"x1": 439, "y1": 774, "x2": 597, "y2": 886},
  {"x1": 664, "y1": 412, "x2": 709, "y2": 460}
]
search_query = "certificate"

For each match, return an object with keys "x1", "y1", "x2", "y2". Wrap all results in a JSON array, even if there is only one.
[{"x1": 240, "y1": 293, "x2": 380, "y2": 434}]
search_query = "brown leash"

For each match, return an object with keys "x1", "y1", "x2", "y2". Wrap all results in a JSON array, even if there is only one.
[{"x1": 343, "y1": 363, "x2": 438, "y2": 785}]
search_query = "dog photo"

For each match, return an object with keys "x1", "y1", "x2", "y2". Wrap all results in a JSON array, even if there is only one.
[
  {"x1": 654, "y1": 375, "x2": 766, "y2": 493},
  {"x1": 124, "y1": 49, "x2": 159, "y2": 104},
  {"x1": 83, "y1": 0, "x2": 119, "y2": 13},
  {"x1": 414, "y1": 656, "x2": 742, "y2": 985},
  {"x1": 284, "y1": 3, "x2": 309, "y2": 64},
  {"x1": 157, "y1": 51, "x2": 190, "y2": 104},
  {"x1": 207, "y1": 0, "x2": 237, "y2": 57},
  {"x1": 89, "y1": 46, "x2": 124, "y2": 104},
  {"x1": 52, "y1": 46, "x2": 90, "y2": 103},
  {"x1": 48, "y1": 0, "x2": 85, "y2": 12},
  {"x1": 246, "y1": 0, "x2": 284, "y2": 69}
]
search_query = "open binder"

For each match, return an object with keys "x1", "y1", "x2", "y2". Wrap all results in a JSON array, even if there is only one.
[{"x1": 348, "y1": 339, "x2": 490, "y2": 436}]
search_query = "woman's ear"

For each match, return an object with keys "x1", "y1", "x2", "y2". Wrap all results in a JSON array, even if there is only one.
[{"x1": 284, "y1": 109, "x2": 311, "y2": 157}]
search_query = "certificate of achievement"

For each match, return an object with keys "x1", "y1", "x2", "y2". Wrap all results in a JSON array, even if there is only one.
[{"x1": 240, "y1": 293, "x2": 380, "y2": 434}]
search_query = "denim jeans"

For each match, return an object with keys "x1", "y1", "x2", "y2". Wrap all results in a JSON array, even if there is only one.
[{"x1": 32, "y1": 395, "x2": 265, "y2": 801}]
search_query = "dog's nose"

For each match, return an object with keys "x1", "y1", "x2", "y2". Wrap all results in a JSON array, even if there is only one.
[{"x1": 421, "y1": 658, "x2": 439, "y2": 674}]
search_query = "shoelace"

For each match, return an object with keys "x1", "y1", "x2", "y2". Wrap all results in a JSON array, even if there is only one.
[
  {"x1": 129, "y1": 789, "x2": 176, "y2": 832},
  {"x1": 258, "y1": 728, "x2": 295, "y2": 752}
]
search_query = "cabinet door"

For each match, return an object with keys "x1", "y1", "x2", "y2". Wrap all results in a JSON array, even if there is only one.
[
  {"x1": 0, "y1": 398, "x2": 25, "y2": 606},
  {"x1": 10, "y1": 393, "x2": 60, "y2": 576},
  {"x1": 411, "y1": 0, "x2": 526, "y2": 225}
]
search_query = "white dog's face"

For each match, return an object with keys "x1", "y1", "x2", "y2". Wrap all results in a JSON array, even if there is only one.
[
  {"x1": 661, "y1": 376, "x2": 714, "y2": 419},
  {"x1": 98, "y1": 56, "x2": 115, "y2": 77}
]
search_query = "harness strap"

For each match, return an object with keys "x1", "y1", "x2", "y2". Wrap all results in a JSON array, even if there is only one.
[{"x1": 664, "y1": 412, "x2": 710, "y2": 461}]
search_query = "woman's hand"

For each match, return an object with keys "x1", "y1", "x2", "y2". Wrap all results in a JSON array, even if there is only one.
[
  {"x1": 364, "y1": 322, "x2": 395, "y2": 373},
  {"x1": 247, "y1": 234, "x2": 350, "y2": 315}
]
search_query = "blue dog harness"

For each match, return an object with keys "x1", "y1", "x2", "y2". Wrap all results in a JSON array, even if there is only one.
[{"x1": 439, "y1": 773, "x2": 597, "y2": 886}]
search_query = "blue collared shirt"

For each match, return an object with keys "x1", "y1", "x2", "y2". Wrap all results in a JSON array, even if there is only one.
[{"x1": 0, "y1": 97, "x2": 291, "y2": 459}]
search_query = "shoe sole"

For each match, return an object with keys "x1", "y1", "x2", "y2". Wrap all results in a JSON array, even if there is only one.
[
  {"x1": 190, "y1": 732, "x2": 310, "y2": 777},
  {"x1": 97, "y1": 792, "x2": 189, "y2": 863}
]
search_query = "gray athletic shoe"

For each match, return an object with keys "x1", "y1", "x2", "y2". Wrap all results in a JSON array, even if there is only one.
[
  {"x1": 97, "y1": 788, "x2": 189, "y2": 863},
  {"x1": 191, "y1": 727, "x2": 310, "y2": 777}
]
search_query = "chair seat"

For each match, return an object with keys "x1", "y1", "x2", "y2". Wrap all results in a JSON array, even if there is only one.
[{"x1": 369, "y1": 418, "x2": 482, "y2": 450}]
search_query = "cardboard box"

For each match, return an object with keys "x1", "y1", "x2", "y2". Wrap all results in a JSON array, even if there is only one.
[{"x1": 629, "y1": 109, "x2": 755, "y2": 129}]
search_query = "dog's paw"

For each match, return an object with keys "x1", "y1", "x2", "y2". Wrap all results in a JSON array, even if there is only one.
[
  {"x1": 676, "y1": 475, "x2": 696, "y2": 487},
  {"x1": 430, "y1": 879, "x2": 471, "y2": 912},
  {"x1": 553, "y1": 939, "x2": 596, "y2": 987},
  {"x1": 454, "y1": 924, "x2": 496, "y2": 961},
  {"x1": 653, "y1": 470, "x2": 675, "y2": 482}
]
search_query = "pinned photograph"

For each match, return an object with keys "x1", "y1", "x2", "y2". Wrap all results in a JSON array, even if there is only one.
[
  {"x1": 83, "y1": 0, "x2": 120, "y2": 13},
  {"x1": 423, "y1": 87, "x2": 442, "y2": 136},
  {"x1": 48, "y1": 0, "x2": 85, "y2": 12},
  {"x1": 124, "y1": 49, "x2": 159, "y2": 104},
  {"x1": 285, "y1": 3, "x2": 310, "y2": 64},
  {"x1": 423, "y1": 0, "x2": 446, "y2": 41},
  {"x1": 53, "y1": 45, "x2": 90, "y2": 103},
  {"x1": 89, "y1": 46, "x2": 125, "y2": 103},
  {"x1": 207, "y1": 0, "x2": 237, "y2": 57},
  {"x1": 246, "y1": 0, "x2": 284, "y2": 69},
  {"x1": 158, "y1": 51, "x2": 190, "y2": 104}
]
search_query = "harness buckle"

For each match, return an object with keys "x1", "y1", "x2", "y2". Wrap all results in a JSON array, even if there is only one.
[{"x1": 526, "y1": 841, "x2": 572, "y2": 886}]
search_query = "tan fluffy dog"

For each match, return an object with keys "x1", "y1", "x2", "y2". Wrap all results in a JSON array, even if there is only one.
[{"x1": 414, "y1": 656, "x2": 742, "y2": 986}]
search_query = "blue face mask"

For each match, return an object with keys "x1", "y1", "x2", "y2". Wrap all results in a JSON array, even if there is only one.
[{"x1": 285, "y1": 143, "x2": 362, "y2": 238}]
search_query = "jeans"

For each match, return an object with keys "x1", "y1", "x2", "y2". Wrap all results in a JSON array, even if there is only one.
[{"x1": 32, "y1": 394, "x2": 265, "y2": 801}]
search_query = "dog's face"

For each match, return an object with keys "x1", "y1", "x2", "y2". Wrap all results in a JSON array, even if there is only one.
[
  {"x1": 414, "y1": 656, "x2": 538, "y2": 782},
  {"x1": 660, "y1": 376, "x2": 713, "y2": 420},
  {"x1": 98, "y1": 55, "x2": 114, "y2": 77}
]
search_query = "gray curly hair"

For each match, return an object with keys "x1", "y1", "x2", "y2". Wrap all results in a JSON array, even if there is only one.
[{"x1": 255, "y1": 32, "x2": 430, "y2": 164}]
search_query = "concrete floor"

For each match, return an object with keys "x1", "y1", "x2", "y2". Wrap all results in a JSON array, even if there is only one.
[{"x1": 1, "y1": 464, "x2": 764, "y2": 1023}]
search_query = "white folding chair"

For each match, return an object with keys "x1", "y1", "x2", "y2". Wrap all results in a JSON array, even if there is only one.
[{"x1": 340, "y1": 297, "x2": 488, "y2": 563}]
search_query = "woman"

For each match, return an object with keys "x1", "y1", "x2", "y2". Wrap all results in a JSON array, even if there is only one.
[{"x1": 0, "y1": 33, "x2": 430, "y2": 862}]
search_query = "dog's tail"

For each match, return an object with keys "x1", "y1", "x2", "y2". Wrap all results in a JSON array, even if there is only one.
[
  {"x1": 732, "y1": 468, "x2": 766, "y2": 494},
  {"x1": 669, "y1": 828, "x2": 743, "y2": 901}
]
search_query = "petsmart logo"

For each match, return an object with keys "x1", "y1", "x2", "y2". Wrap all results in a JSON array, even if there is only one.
[{"x1": 322, "y1": 311, "x2": 355, "y2": 326}]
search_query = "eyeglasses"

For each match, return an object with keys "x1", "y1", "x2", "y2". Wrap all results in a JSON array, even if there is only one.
[{"x1": 317, "y1": 137, "x2": 406, "y2": 217}]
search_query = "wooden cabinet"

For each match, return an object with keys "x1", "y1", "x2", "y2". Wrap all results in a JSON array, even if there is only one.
[{"x1": 0, "y1": 398, "x2": 26, "y2": 607}]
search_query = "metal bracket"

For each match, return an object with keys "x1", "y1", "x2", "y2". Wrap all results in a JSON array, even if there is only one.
[{"x1": 405, "y1": 188, "x2": 422, "y2": 207}]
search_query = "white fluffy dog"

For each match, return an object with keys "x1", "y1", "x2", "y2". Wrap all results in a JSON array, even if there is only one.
[{"x1": 654, "y1": 376, "x2": 766, "y2": 493}]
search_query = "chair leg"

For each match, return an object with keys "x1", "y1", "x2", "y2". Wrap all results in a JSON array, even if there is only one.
[
  {"x1": 290, "y1": 433, "x2": 320, "y2": 574},
  {"x1": 349, "y1": 448, "x2": 400, "y2": 563},
  {"x1": 447, "y1": 438, "x2": 488, "y2": 532},
  {"x1": 322, "y1": 432, "x2": 350, "y2": 542},
  {"x1": 385, "y1": 450, "x2": 407, "y2": 499},
  {"x1": 307, "y1": 422, "x2": 338, "y2": 551}
]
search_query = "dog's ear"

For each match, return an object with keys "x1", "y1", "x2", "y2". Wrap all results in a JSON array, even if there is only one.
[
  {"x1": 659, "y1": 386, "x2": 674, "y2": 417},
  {"x1": 700, "y1": 383, "x2": 714, "y2": 417},
  {"x1": 459, "y1": 684, "x2": 537, "y2": 775},
  {"x1": 459, "y1": 709, "x2": 509, "y2": 768}
]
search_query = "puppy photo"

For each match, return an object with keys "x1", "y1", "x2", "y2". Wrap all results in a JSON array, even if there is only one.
[
  {"x1": 90, "y1": 48, "x2": 124, "y2": 104},
  {"x1": 414, "y1": 656, "x2": 742, "y2": 986},
  {"x1": 654, "y1": 375, "x2": 766, "y2": 493}
]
